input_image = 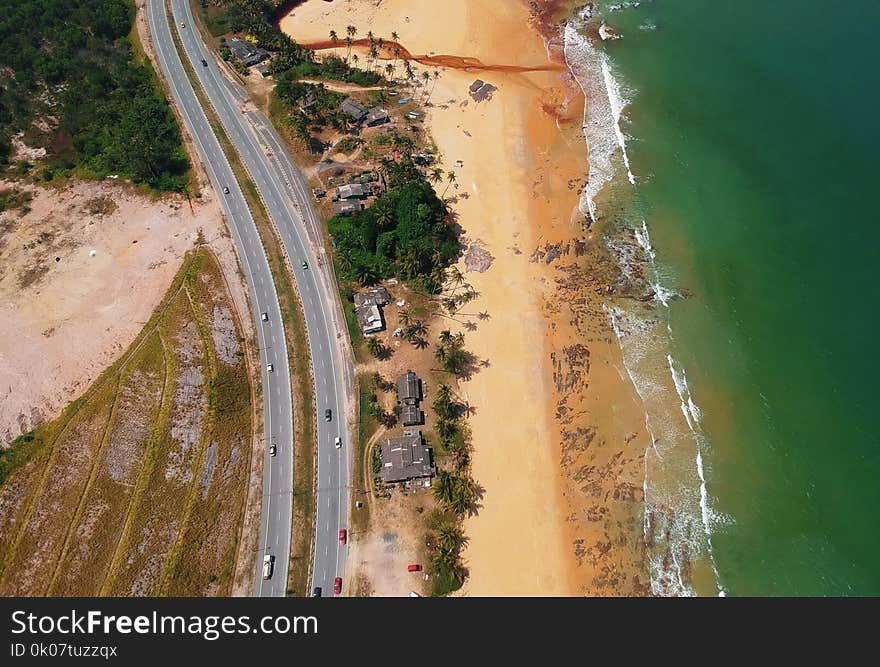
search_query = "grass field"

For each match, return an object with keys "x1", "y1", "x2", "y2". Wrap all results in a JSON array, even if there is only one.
[{"x1": 0, "y1": 247, "x2": 254, "y2": 596}]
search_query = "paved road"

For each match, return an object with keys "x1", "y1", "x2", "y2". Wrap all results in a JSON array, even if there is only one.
[
  {"x1": 155, "y1": 0, "x2": 356, "y2": 597},
  {"x1": 146, "y1": 0, "x2": 295, "y2": 596}
]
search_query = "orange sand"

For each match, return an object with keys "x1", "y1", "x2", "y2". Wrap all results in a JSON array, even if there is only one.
[{"x1": 282, "y1": 0, "x2": 650, "y2": 596}]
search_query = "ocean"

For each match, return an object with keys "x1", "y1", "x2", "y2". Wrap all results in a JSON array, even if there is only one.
[{"x1": 562, "y1": 0, "x2": 879, "y2": 595}]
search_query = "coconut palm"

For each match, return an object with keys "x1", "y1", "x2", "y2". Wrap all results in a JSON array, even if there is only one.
[
  {"x1": 428, "y1": 167, "x2": 443, "y2": 184},
  {"x1": 412, "y1": 337, "x2": 429, "y2": 350},
  {"x1": 329, "y1": 30, "x2": 338, "y2": 45},
  {"x1": 432, "y1": 469, "x2": 455, "y2": 505},
  {"x1": 366, "y1": 337, "x2": 383, "y2": 358},
  {"x1": 352, "y1": 53, "x2": 359, "y2": 68},
  {"x1": 421, "y1": 70, "x2": 431, "y2": 96},
  {"x1": 437, "y1": 523, "x2": 466, "y2": 553},
  {"x1": 385, "y1": 62, "x2": 395, "y2": 82},
  {"x1": 438, "y1": 329, "x2": 454, "y2": 346},
  {"x1": 442, "y1": 170, "x2": 456, "y2": 197},
  {"x1": 398, "y1": 308, "x2": 411, "y2": 327}
]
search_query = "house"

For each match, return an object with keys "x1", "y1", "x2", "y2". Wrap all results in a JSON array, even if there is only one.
[
  {"x1": 364, "y1": 107, "x2": 390, "y2": 127},
  {"x1": 335, "y1": 200, "x2": 363, "y2": 216},
  {"x1": 411, "y1": 153, "x2": 433, "y2": 166},
  {"x1": 336, "y1": 183, "x2": 366, "y2": 200},
  {"x1": 353, "y1": 286, "x2": 391, "y2": 335},
  {"x1": 379, "y1": 430, "x2": 435, "y2": 483},
  {"x1": 355, "y1": 302, "x2": 384, "y2": 334},
  {"x1": 255, "y1": 63, "x2": 272, "y2": 78},
  {"x1": 400, "y1": 404, "x2": 423, "y2": 427},
  {"x1": 353, "y1": 286, "x2": 390, "y2": 309},
  {"x1": 227, "y1": 38, "x2": 269, "y2": 67},
  {"x1": 397, "y1": 370, "x2": 422, "y2": 405},
  {"x1": 341, "y1": 98, "x2": 368, "y2": 123}
]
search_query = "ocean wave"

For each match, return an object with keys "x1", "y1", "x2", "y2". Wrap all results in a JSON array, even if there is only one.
[{"x1": 567, "y1": 7, "x2": 727, "y2": 596}]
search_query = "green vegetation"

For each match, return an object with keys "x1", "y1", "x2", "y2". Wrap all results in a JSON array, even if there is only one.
[
  {"x1": 434, "y1": 330, "x2": 477, "y2": 378},
  {"x1": 329, "y1": 158, "x2": 458, "y2": 291},
  {"x1": 0, "y1": 0, "x2": 189, "y2": 190},
  {"x1": 0, "y1": 188, "x2": 33, "y2": 214}
]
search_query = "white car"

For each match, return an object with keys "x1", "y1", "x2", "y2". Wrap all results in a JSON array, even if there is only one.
[
  {"x1": 266, "y1": 363, "x2": 274, "y2": 373},
  {"x1": 334, "y1": 436, "x2": 342, "y2": 449},
  {"x1": 261, "y1": 312, "x2": 268, "y2": 322},
  {"x1": 262, "y1": 554, "x2": 274, "y2": 580},
  {"x1": 269, "y1": 444, "x2": 276, "y2": 457}
]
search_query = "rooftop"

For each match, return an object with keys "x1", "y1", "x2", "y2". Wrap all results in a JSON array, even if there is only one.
[
  {"x1": 353, "y1": 286, "x2": 390, "y2": 309},
  {"x1": 379, "y1": 430, "x2": 434, "y2": 483},
  {"x1": 355, "y1": 302, "x2": 384, "y2": 334},
  {"x1": 228, "y1": 38, "x2": 269, "y2": 67},
  {"x1": 335, "y1": 199, "x2": 363, "y2": 215},
  {"x1": 365, "y1": 107, "x2": 390, "y2": 125},
  {"x1": 397, "y1": 370, "x2": 421, "y2": 405},
  {"x1": 337, "y1": 183, "x2": 366, "y2": 199},
  {"x1": 400, "y1": 404, "x2": 423, "y2": 427},
  {"x1": 341, "y1": 98, "x2": 368, "y2": 122}
]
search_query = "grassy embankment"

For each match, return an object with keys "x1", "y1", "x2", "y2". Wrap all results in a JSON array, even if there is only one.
[
  {"x1": 0, "y1": 247, "x2": 253, "y2": 596},
  {"x1": 167, "y1": 2, "x2": 316, "y2": 596}
]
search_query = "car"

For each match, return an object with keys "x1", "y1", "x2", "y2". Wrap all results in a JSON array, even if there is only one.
[
  {"x1": 222, "y1": 186, "x2": 230, "y2": 194},
  {"x1": 269, "y1": 444, "x2": 276, "y2": 456},
  {"x1": 409, "y1": 591, "x2": 421, "y2": 597},
  {"x1": 262, "y1": 554, "x2": 274, "y2": 580},
  {"x1": 312, "y1": 587, "x2": 322, "y2": 597},
  {"x1": 261, "y1": 312, "x2": 268, "y2": 322},
  {"x1": 266, "y1": 363, "x2": 274, "y2": 373},
  {"x1": 407, "y1": 564, "x2": 422, "y2": 572},
  {"x1": 201, "y1": 58, "x2": 208, "y2": 67},
  {"x1": 301, "y1": 260, "x2": 309, "y2": 270},
  {"x1": 333, "y1": 577, "x2": 342, "y2": 595},
  {"x1": 325, "y1": 408, "x2": 332, "y2": 422},
  {"x1": 179, "y1": 21, "x2": 185, "y2": 28},
  {"x1": 334, "y1": 436, "x2": 342, "y2": 449},
  {"x1": 338, "y1": 529, "x2": 347, "y2": 545}
]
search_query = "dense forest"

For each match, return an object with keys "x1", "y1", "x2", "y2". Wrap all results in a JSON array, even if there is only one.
[
  {"x1": 0, "y1": 0, "x2": 188, "y2": 190},
  {"x1": 329, "y1": 158, "x2": 459, "y2": 291}
]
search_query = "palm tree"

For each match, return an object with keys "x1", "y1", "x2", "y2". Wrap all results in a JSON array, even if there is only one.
[
  {"x1": 439, "y1": 329, "x2": 454, "y2": 346},
  {"x1": 449, "y1": 475, "x2": 477, "y2": 514},
  {"x1": 432, "y1": 469, "x2": 455, "y2": 505},
  {"x1": 366, "y1": 337, "x2": 382, "y2": 358},
  {"x1": 398, "y1": 308, "x2": 411, "y2": 327},
  {"x1": 421, "y1": 70, "x2": 431, "y2": 96},
  {"x1": 410, "y1": 320, "x2": 428, "y2": 337},
  {"x1": 385, "y1": 62, "x2": 395, "y2": 82},
  {"x1": 351, "y1": 53, "x2": 359, "y2": 69},
  {"x1": 371, "y1": 371, "x2": 384, "y2": 390},
  {"x1": 329, "y1": 30, "x2": 338, "y2": 45},
  {"x1": 413, "y1": 337, "x2": 429, "y2": 350},
  {"x1": 437, "y1": 523, "x2": 466, "y2": 553},
  {"x1": 442, "y1": 170, "x2": 457, "y2": 197},
  {"x1": 345, "y1": 35, "x2": 353, "y2": 63},
  {"x1": 428, "y1": 167, "x2": 443, "y2": 184},
  {"x1": 374, "y1": 200, "x2": 394, "y2": 229},
  {"x1": 426, "y1": 70, "x2": 440, "y2": 105}
]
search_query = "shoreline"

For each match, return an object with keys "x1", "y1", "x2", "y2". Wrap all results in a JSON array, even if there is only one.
[{"x1": 281, "y1": 0, "x2": 650, "y2": 595}]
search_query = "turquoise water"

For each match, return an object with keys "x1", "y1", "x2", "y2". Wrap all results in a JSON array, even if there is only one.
[{"x1": 584, "y1": 1, "x2": 879, "y2": 595}]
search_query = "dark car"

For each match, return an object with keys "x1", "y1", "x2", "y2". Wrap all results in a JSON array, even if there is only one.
[
  {"x1": 201, "y1": 58, "x2": 208, "y2": 67},
  {"x1": 325, "y1": 408, "x2": 332, "y2": 422},
  {"x1": 312, "y1": 587, "x2": 322, "y2": 598},
  {"x1": 333, "y1": 577, "x2": 342, "y2": 595}
]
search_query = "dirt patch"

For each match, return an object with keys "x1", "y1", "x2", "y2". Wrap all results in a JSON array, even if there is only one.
[{"x1": 0, "y1": 179, "x2": 224, "y2": 446}]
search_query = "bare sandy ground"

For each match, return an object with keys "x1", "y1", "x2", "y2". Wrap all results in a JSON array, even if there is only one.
[{"x1": 283, "y1": 0, "x2": 651, "y2": 595}]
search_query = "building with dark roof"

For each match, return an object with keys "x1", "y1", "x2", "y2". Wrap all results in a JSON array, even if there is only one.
[
  {"x1": 365, "y1": 107, "x2": 390, "y2": 127},
  {"x1": 400, "y1": 404, "x2": 423, "y2": 427},
  {"x1": 335, "y1": 200, "x2": 363, "y2": 216},
  {"x1": 228, "y1": 38, "x2": 269, "y2": 67},
  {"x1": 397, "y1": 370, "x2": 422, "y2": 405},
  {"x1": 336, "y1": 183, "x2": 366, "y2": 199},
  {"x1": 353, "y1": 287, "x2": 390, "y2": 335},
  {"x1": 379, "y1": 430, "x2": 434, "y2": 483},
  {"x1": 341, "y1": 98, "x2": 368, "y2": 123}
]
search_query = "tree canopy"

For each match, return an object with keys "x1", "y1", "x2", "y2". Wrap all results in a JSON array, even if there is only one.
[
  {"x1": 328, "y1": 159, "x2": 458, "y2": 290},
  {"x1": 0, "y1": 0, "x2": 189, "y2": 189}
]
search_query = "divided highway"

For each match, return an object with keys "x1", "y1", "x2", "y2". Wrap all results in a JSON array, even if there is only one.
[
  {"x1": 146, "y1": 0, "x2": 294, "y2": 596},
  {"x1": 148, "y1": 0, "x2": 356, "y2": 597}
]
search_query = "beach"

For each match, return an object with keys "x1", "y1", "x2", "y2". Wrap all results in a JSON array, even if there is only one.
[{"x1": 281, "y1": 0, "x2": 651, "y2": 595}]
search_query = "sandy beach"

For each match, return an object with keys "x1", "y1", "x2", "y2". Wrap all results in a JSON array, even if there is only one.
[{"x1": 282, "y1": 0, "x2": 651, "y2": 595}]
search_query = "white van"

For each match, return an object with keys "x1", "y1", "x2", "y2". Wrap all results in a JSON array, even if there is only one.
[{"x1": 262, "y1": 554, "x2": 274, "y2": 580}]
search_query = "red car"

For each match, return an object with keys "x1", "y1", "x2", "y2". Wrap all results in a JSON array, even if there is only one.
[
  {"x1": 407, "y1": 564, "x2": 422, "y2": 572},
  {"x1": 338, "y1": 529, "x2": 347, "y2": 545},
  {"x1": 333, "y1": 577, "x2": 343, "y2": 595}
]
